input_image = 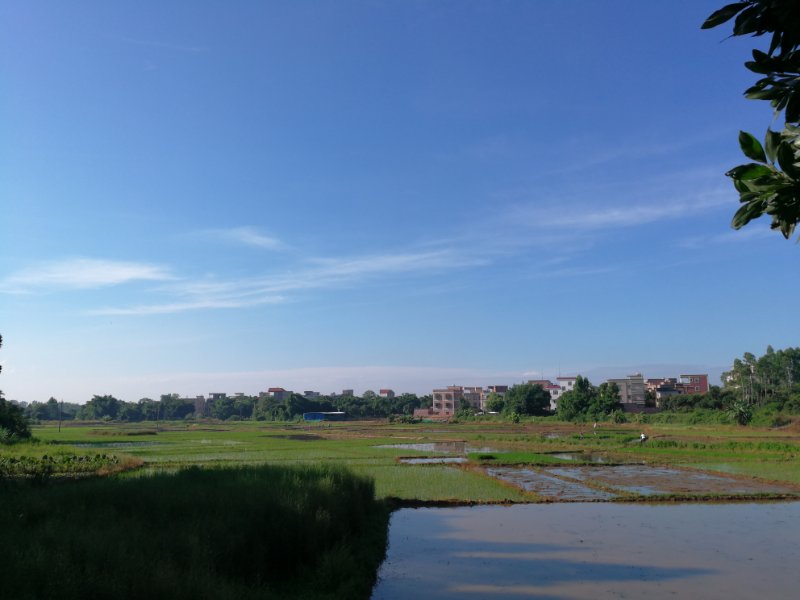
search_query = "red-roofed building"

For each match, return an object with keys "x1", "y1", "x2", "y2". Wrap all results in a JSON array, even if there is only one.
[{"x1": 266, "y1": 387, "x2": 291, "y2": 401}]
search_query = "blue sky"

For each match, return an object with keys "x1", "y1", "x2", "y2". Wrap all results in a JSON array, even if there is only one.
[{"x1": 2, "y1": 1, "x2": 798, "y2": 402}]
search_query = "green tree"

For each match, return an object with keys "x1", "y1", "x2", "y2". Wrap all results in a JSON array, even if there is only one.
[
  {"x1": 77, "y1": 395, "x2": 121, "y2": 420},
  {"x1": 503, "y1": 383, "x2": 551, "y2": 416},
  {"x1": 209, "y1": 396, "x2": 237, "y2": 420},
  {"x1": 484, "y1": 392, "x2": 505, "y2": 413},
  {"x1": 118, "y1": 402, "x2": 144, "y2": 422},
  {"x1": 556, "y1": 376, "x2": 596, "y2": 421},
  {"x1": 0, "y1": 335, "x2": 31, "y2": 440},
  {"x1": 723, "y1": 346, "x2": 800, "y2": 405},
  {"x1": 703, "y1": 1, "x2": 800, "y2": 239},
  {"x1": 0, "y1": 391, "x2": 31, "y2": 441},
  {"x1": 593, "y1": 382, "x2": 623, "y2": 417},
  {"x1": 159, "y1": 394, "x2": 194, "y2": 420},
  {"x1": 728, "y1": 399, "x2": 754, "y2": 425},
  {"x1": 393, "y1": 393, "x2": 422, "y2": 415},
  {"x1": 138, "y1": 398, "x2": 159, "y2": 421}
]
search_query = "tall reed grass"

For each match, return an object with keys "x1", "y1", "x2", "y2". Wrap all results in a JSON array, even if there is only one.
[{"x1": 0, "y1": 464, "x2": 389, "y2": 599}]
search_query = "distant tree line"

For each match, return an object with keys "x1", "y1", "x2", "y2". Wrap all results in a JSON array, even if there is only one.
[
  {"x1": 16, "y1": 391, "x2": 433, "y2": 423},
  {"x1": 640, "y1": 346, "x2": 800, "y2": 426},
  {"x1": 9, "y1": 346, "x2": 800, "y2": 428},
  {"x1": 722, "y1": 346, "x2": 800, "y2": 406}
]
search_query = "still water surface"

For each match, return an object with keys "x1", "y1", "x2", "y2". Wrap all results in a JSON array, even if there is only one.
[{"x1": 372, "y1": 502, "x2": 800, "y2": 599}]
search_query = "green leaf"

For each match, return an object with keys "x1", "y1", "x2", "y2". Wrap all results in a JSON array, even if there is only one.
[
  {"x1": 768, "y1": 31, "x2": 781, "y2": 56},
  {"x1": 744, "y1": 50, "x2": 775, "y2": 74},
  {"x1": 731, "y1": 204, "x2": 749, "y2": 229},
  {"x1": 739, "y1": 131, "x2": 767, "y2": 162},
  {"x1": 785, "y1": 93, "x2": 800, "y2": 124},
  {"x1": 701, "y1": 2, "x2": 748, "y2": 29},
  {"x1": 745, "y1": 86, "x2": 781, "y2": 101},
  {"x1": 732, "y1": 201, "x2": 763, "y2": 229},
  {"x1": 765, "y1": 129, "x2": 782, "y2": 163},
  {"x1": 776, "y1": 142, "x2": 800, "y2": 179},
  {"x1": 733, "y1": 6, "x2": 761, "y2": 36},
  {"x1": 745, "y1": 60, "x2": 773, "y2": 75},
  {"x1": 727, "y1": 163, "x2": 773, "y2": 180}
]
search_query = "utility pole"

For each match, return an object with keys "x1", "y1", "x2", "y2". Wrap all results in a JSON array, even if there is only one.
[{"x1": 58, "y1": 399, "x2": 63, "y2": 433}]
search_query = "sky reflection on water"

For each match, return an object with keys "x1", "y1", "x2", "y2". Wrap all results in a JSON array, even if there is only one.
[{"x1": 372, "y1": 502, "x2": 800, "y2": 599}]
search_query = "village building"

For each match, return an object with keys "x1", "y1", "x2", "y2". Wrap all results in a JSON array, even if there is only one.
[{"x1": 608, "y1": 373, "x2": 646, "y2": 407}]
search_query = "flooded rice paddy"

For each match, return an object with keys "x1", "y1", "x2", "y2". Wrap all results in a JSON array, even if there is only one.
[
  {"x1": 399, "y1": 457, "x2": 469, "y2": 465},
  {"x1": 488, "y1": 465, "x2": 799, "y2": 500},
  {"x1": 372, "y1": 502, "x2": 800, "y2": 599},
  {"x1": 488, "y1": 468, "x2": 617, "y2": 501},
  {"x1": 375, "y1": 442, "x2": 496, "y2": 454}
]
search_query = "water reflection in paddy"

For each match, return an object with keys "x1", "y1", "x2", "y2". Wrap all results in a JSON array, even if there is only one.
[
  {"x1": 374, "y1": 442, "x2": 496, "y2": 454},
  {"x1": 399, "y1": 457, "x2": 469, "y2": 465},
  {"x1": 488, "y1": 467, "x2": 617, "y2": 501},
  {"x1": 372, "y1": 502, "x2": 800, "y2": 600},
  {"x1": 549, "y1": 452, "x2": 607, "y2": 463},
  {"x1": 488, "y1": 465, "x2": 800, "y2": 499}
]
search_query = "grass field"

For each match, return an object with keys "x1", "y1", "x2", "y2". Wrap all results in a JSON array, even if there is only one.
[
  {"x1": 2, "y1": 417, "x2": 798, "y2": 599},
  {"x1": 20, "y1": 417, "x2": 800, "y2": 498},
  {"x1": 1, "y1": 464, "x2": 389, "y2": 600}
]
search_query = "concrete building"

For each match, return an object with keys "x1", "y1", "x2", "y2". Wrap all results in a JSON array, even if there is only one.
[
  {"x1": 486, "y1": 385, "x2": 508, "y2": 395},
  {"x1": 379, "y1": 389, "x2": 395, "y2": 398},
  {"x1": 413, "y1": 386, "x2": 465, "y2": 417},
  {"x1": 188, "y1": 395, "x2": 207, "y2": 417},
  {"x1": 461, "y1": 386, "x2": 484, "y2": 410},
  {"x1": 608, "y1": 373, "x2": 646, "y2": 406},
  {"x1": 678, "y1": 374, "x2": 709, "y2": 395},
  {"x1": 527, "y1": 379, "x2": 564, "y2": 411},
  {"x1": 645, "y1": 374, "x2": 709, "y2": 407},
  {"x1": 645, "y1": 378, "x2": 681, "y2": 405},
  {"x1": 542, "y1": 376, "x2": 578, "y2": 410}
]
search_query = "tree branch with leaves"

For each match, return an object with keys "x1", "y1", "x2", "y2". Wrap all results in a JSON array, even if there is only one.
[{"x1": 703, "y1": 0, "x2": 800, "y2": 239}]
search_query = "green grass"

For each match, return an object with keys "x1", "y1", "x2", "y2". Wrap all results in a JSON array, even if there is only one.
[
  {"x1": 3, "y1": 417, "x2": 797, "y2": 599},
  {"x1": 9, "y1": 418, "x2": 797, "y2": 600},
  {"x1": 352, "y1": 464, "x2": 533, "y2": 502},
  {"x1": 0, "y1": 440, "x2": 142, "y2": 477},
  {"x1": 22, "y1": 418, "x2": 800, "y2": 491},
  {"x1": 0, "y1": 464, "x2": 389, "y2": 600},
  {"x1": 690, "y1": 461, "x2": 800, "y2": 485}
]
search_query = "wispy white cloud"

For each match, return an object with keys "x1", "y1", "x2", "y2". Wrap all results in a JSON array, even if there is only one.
[
  {"x1": 201, "y1": 227, "x2": 284, "y2": 250},
  {"x1": 508, "y1": 187, "x2": 731, "y2": 232},
  {"x1": 0, "y1": 258, "x2": 173, "y2": 293},
  {"x1": 548, "y1": 129, "x2": 729, "y2": 177},
  {"x1": 535, "y1": 265, "x2": 619, "y2": 278},
  {"x1": 677, "y1": 224, "x2": 774, "y2": 249},
  {"x1": 91, "y1": 248, "x2": 485, "y2": 316},
  {"x1": 90, "y1": 295, "x2": 286, "y2": 316}
]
